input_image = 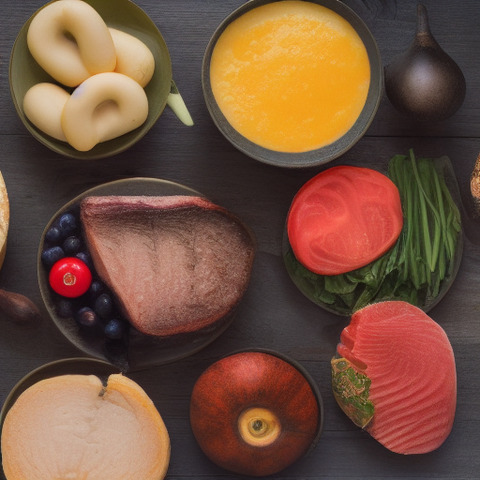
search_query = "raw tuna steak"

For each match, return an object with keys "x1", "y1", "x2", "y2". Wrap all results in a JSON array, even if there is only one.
[
  {"x1": 80, "y1": 195, "x2": 255, "y2": 337},
  {"x1": 332, "y1": 300, "x2": 456, "y2": 454}
]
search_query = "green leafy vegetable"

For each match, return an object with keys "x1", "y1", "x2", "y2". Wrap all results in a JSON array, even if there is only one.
[
  {"x1": 331, "y1": 357, "x2": 374, "y2": 428},
  {"x1": 284, "y1": 150, "x2": 462, "y2": 314}
]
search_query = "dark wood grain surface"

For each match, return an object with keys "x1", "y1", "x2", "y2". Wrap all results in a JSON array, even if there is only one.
[{"x1": 1, "y1": 0, "x2": 479, "y2": 478}]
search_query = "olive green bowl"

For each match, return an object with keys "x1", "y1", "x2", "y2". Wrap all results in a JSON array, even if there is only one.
[
  {"x1": 202, "y1": 0, "x2": 383, "y2": 168},
  {"x1": 9, "y1": 0, "x2": 192, "y2": 160}
]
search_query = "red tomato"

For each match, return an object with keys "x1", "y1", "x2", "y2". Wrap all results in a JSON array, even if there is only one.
[
  {"x1": 287, "y1": 166, "x2": 403, "y2": 276},
  {"x1": 49, "y1": 257, "x2": 92, "y2": 298}
]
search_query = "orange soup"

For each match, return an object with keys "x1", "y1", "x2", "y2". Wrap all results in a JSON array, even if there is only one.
[{"x1": 210, "y1": 1, "x2": 371, "y2": 153}]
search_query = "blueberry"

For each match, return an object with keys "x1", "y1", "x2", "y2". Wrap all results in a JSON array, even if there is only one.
[
  {"x1": 63, "y1": 236, "x2": 82, "y2": 255},
  {"x1": 75, "y1": 306, "x2": 99, "y2": 328},
  {"x1": 104, "y1": 318, "x2": 125, "y2": 339},
  {"x1": 45, "y1": 226, "x2": 62, "y2": 245},
  {"x1": 56, "y1": 298, "x2": 74, "y2": 318},
  {"x1": 76, "y1": 251, "x2": 93, "y2": 270},
  {"x1": 94, "y1": 293, "x2": 113, "y2": 319},
  {"x1": 41, "y1": 246, "x2": 65, "y2": 268},
  {"x1": 88, "y1": 280, "x2": 105, "y2": 300},
  {"x1": 58, "y1": 213, "x2": 77, "y2": 236}
]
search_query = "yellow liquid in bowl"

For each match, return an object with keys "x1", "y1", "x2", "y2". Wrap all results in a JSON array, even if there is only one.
[{"x1": 210, "y1": 1, "x2": 371, "y2": 153}]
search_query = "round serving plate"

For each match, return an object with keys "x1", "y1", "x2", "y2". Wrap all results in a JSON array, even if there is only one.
[
  {"x1": 282, "y1": 158, "x2": 464, "y2": 315},
  {"x1": 37, "y1": 178, "x2": 239, "y2": 371}
]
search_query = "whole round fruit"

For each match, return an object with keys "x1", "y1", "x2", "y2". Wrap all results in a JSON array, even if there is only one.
[
  {"x1": 189, "y1": 350, "x2": 323, "y2": 477},
  {"x1": 49, "y1": 257, "x2": 92, "y2": 298}
]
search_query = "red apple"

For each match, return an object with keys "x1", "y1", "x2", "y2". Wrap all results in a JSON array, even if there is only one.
[{"x1": 189, "y1": 350, "x2": 323, "y2": 476}]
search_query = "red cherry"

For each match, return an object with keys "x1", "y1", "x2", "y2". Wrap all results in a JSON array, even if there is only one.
[{"x1": 49, "y1": 257, "x2": 92, "y2": 298}]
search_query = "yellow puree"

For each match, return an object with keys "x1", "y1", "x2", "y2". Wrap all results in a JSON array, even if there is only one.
[{"x1": 210, "y1": 1, "x2": 371, "y2": 153}]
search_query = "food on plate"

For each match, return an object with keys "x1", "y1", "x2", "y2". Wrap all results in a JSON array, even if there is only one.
[
  {"x1": 41, "y1": 208, "x2": 131, "y2": 352},
  {"x1": 23, "y1": 83, "x2": 69, "y2": 141},
  {"x1": 109, "y1": 28, "x2": 155, "y2": 87},
  {"x1": 1, "y1": 373, "x2": 170, "y2": 480},
  {"x1": 284, "y1": 150, "x2": 462, "y2": 314},
  {"x1": 26, "y1": 0, "x2": 116, "y2": 87},
  {"x1": 210, "y1": 0, "x2": 370, "y2": 152},
  {"x1": 0, "y1": 172, "x2": 9, "y2": 269},
  {"x1": 23, "y1": 0, "x2": 157, "y2": 151},
  {"x1": 49, "y1": 256, "x2": 92, "y2": 298},
  {"x1": 80, "y1": 195, "x2": 256, "y2": 337},
  {"x1": 61, "y1": 72, "x2": 149, "y2": 151},
  {"x1": 331, "y1": 300, "x2": 456, "y2": 454},
  {"x1": 287, "y1": 165, "x2": 403, "y2": 276},
  {"x1": 190, "y1": 351, "x2": 321, "y2": 476},
  {"x1": 385, "y1": 4, "x2": 465, "y2": 122},
  {"x1": 470, "y1": 152, "x2": 480, "y2": 214}
]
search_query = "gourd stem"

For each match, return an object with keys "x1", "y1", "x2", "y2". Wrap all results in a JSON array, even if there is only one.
[{"x1": 416, "y1": 4, "x2": 430, "y2": 36}]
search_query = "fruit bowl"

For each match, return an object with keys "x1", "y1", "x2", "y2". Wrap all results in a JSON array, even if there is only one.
[
  {"x1": 9, "y1": 0, "x2": 191, "y2": 160},
  {"x1": 202, "y1": 0, "x2": 383, "y2": 168},
  {"x1": 37, "y1": 178, "x2": 249, "y2": 371}
]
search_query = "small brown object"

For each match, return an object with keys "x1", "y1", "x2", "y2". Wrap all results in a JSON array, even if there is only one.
[
  {"x1": 0, "y1": 289, "x2": 42, "y2": 324},
  {"x1": 384, "y1": 4, "x2": 466, "y2": 122},
  {"x1": 470, "y1": 153, "x2": 480, "y2": 215}
]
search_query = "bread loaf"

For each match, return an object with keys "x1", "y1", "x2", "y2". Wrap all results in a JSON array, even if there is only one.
[{"x1": 0, "y1": 171, "x2": 9, "y2": 269}]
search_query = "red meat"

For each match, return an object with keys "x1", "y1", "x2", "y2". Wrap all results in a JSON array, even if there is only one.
[{"x1": 80, "y1": 195, "x2": 255, "y2": 337}]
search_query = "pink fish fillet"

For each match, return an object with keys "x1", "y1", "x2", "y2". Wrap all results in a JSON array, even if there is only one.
[{"x1": 333, "y1": 300, "x2": 456, "y2": 454}]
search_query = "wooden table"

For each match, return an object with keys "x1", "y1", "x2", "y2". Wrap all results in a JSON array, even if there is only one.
[{"x1": 1, "y1": 0, "x2": 479, "y2": 478}]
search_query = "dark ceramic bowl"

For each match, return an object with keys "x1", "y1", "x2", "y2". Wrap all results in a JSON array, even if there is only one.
[
  {"x1": 9, "y1": 0, "x2": 192, "y2": 160},
  {"x1": 282, "y1": 157, "x2": 464, "y2": 315},
  {"x1": 37, "y1": 178, "x2": 240, "y2": 371},
  {"x1": 202, "y1": 0, "x2": 383, "y2": 168}
]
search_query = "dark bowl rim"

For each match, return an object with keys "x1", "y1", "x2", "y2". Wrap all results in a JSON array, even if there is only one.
[{"x1": 202, "y1": 0, "x2": 384, "y2": 168}]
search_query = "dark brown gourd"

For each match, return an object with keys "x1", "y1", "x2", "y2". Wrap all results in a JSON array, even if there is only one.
[{"x1": 385, "y1": 4, "x2": 466, "y2": 122}]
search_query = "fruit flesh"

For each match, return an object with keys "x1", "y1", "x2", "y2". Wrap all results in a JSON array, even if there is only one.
[{"x1": 333, "y1": 301, "x2": 456, "y2": 454}]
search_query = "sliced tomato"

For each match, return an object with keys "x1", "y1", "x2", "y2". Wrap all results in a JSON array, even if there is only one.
[{"x1": 287, "y1": 166, "x2": 403, "y2": 276}]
